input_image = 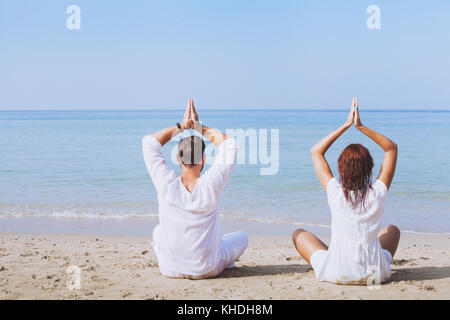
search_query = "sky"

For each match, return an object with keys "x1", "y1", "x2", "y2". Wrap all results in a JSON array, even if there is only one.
[{"x1": 0, "y1": 0, "x2": 449, "y2": 110}]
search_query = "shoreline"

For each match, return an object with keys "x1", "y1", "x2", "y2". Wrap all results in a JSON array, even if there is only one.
[
  {"x1": 0, "y1": 216, "x2": 331, "y2": 237},
  {"x1": 0, "y1": 216, "x2": 448, "y2": 237}
]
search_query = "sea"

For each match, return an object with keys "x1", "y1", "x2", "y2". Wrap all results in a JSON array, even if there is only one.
[{"x1": 1, "y1": 109, "x2": 449, "y2": 233}]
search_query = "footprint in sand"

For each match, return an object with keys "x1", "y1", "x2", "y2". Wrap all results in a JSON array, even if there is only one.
[
  {"x1": 286, "y1": 256, "x2": 300, "y2": 261},
  {"x1": 121, "y1": 290, "x2": 132, "y2": 298},
  {"x1": 392, "y1": 259, "x2": 417, "y2": 266},
  {"x1": 19, "y1": 252, "x2": 34, "y2": 257}
]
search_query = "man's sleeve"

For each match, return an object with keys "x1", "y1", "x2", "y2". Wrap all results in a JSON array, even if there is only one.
[
  {"x1": 203, "y1": 138, "x2": 239, "y2": 193},
  {"x1": 142, "y1": 135, "x2": 177, "y2": 191}
]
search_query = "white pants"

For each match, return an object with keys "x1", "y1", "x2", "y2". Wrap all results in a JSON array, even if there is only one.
[
  {"x1": 219, "y1": 231, "x2": 249, "y2": 271},
  {"x1": 152, "y1": 225, "x2": 248, "y2": 279}
]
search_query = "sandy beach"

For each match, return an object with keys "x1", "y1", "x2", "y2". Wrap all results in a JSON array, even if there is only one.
[{"x1": 0, "y1": 223, "x2": 448, "y2": 300}]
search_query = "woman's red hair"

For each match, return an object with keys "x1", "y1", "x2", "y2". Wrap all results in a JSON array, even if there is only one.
[{"x1": 337, "y1": 144, "x2": 374, "y2": 209}]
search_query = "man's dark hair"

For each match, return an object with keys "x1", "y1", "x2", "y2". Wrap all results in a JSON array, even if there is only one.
[{"x1": 178, "y1": 136, "x2": 206, "y2": 167}]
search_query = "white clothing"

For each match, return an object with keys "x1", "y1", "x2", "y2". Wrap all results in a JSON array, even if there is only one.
[
  {"x1": 142, "y1": 135, "x2": 245, "y2": 277},
  {"x1": 152, "y1": 226, "x2": 248, "y2": 278},
  {"x1": 310, "y1": 177, "x2": 392, "y2": 284}
]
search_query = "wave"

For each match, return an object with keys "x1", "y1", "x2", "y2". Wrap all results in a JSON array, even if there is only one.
[{"x1": 1, "y1": 209, "x2": 448, "y2": 235}]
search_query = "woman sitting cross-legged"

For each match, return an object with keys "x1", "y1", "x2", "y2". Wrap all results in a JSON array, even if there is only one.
[{"x1": 292, "y1": 98, "x2": 400, "y2": 285}]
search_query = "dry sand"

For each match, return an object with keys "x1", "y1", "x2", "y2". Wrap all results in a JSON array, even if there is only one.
[{"x1": 0, "y1": 231, "x2": 448, "y2": 300}]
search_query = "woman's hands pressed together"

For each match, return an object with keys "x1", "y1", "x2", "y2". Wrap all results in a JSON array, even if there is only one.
[
  {"x1": 353, "y1": 97, "x2": 363, "y2": 129},
  {"x1": 344, "y1": 97, "x2": 356, "y2": 128}
]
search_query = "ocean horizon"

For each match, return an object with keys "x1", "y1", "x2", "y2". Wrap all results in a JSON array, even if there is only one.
[{"x1": 1, "y1": 109, "x2": 449, "y2": 233}]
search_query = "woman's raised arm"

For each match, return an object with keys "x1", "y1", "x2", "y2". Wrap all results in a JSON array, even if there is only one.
[
  {"x1": 354, "y1": 99, "x2": 398, "y2": 190},
  {"x1": 311, "y1": 103, "x2": 355, "y2": 190}
]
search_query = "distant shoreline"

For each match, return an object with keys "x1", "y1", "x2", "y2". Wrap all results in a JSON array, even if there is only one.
[
  {"x1": 1, "y1": 216, "x2": 448, "y2": 237},
  {"x1": 1, "y1": 108, "x2": 450, "y2": 112}
]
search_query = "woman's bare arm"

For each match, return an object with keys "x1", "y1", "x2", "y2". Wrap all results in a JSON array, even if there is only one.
[
  {"x1": 354, "y1": 99, "x2": 398, "y2": 189},
  {"x1": 311, "y1": 104, "x2": 355, "y2": 190}
]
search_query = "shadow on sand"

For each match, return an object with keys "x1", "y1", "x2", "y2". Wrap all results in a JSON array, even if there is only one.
[
  {"x1": 218, "y1": 264, "x2": 450, "y2": 283},
  {"x1": 390, "y1": 266, "x2": 450, "y2": 282},
  {"x1": 217, "y1": 264, "x2": 311, "y2": 279}
]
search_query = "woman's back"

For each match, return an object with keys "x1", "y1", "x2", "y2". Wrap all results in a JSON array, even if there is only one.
[
  {"x1": 310, "y1": 178, "x2": 392, "y2": 284},
  {"x1": 328, "y1": 178, "x2": 387, "y2": 243}
]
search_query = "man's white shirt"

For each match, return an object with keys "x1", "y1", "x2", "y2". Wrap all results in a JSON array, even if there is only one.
[{"x1": 142, "y1": 135, "x2": 239, "y2": 276}]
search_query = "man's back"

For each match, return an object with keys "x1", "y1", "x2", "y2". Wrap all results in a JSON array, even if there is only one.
[{"x1": 143, "y1": 135, "x2": 239, "y2": 277}]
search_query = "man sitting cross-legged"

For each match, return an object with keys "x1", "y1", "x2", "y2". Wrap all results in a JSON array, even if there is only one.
[{"x1": 142, "y1": 98, "x2": 248, "y2": 279}]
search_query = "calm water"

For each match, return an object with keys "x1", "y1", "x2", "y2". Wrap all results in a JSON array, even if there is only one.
[{"x1": 0, "y1": 110, "x2": 449, "y2": 233}]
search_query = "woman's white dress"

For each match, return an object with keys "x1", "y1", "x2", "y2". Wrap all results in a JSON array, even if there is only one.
[{"x1": 310, "y1": 177, "x2": 393, "y2": 285}]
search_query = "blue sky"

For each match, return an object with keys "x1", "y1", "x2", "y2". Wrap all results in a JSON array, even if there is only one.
[{"x1": 1, "y1": 0, "x2": 449, "y2": 110}]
